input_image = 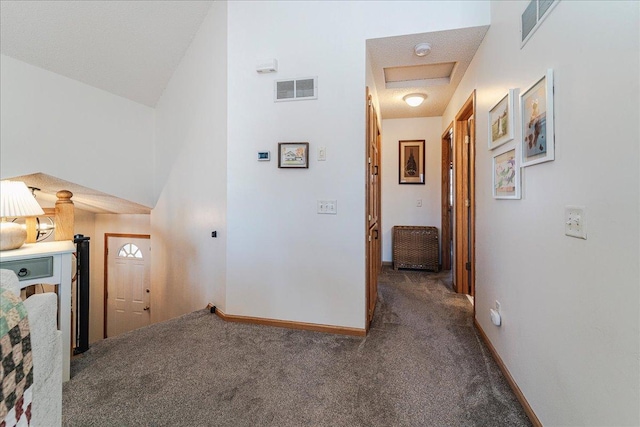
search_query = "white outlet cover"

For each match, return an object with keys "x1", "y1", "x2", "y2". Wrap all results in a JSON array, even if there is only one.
[{"x1": 565, "y1": 206, "x2": 587, "y2": 239}]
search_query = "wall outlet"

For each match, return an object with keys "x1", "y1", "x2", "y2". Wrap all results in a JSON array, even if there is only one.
[{"x1": 416, "y1": 199, "x2": 422, "y2": 207}]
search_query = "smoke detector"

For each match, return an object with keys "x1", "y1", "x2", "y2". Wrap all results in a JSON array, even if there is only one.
[{"x1": 414, "y1": 43, "x2": 432, "y2": 57}]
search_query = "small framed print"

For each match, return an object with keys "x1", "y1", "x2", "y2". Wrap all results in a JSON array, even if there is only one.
[
  {"x1": 399, "y1": 140, "x2": 425, "y2": 184},
  {"x1": 521, "y1": 69, "x2": 554, "y2": 167},
  {"x1": 492, "y1": 146, "x2": 521, "y2": 199},
  {"x1": 278, "y1": 142, "x2": 309, "y2": 168},
  {"x1": 488, "y1": 89, "x2": 517, "y2": 150}
]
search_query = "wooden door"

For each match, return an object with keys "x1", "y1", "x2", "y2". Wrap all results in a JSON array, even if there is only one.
[
  {"x1": 366, "y1": 88, "x2": 382, "y2": 328},
  {"x1": 453, "y1": 92, "x2": 476, "y2": 296},
  {"x1": 105, "y1": 235, "x2": 151, "y2": 337}
]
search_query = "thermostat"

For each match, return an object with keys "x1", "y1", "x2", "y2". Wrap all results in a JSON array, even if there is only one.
[{"x1": 257, "y1": 151, "x2": 270, "y2": 161}]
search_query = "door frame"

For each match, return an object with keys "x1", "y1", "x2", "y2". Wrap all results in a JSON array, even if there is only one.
[
  {"x1": 441, "y1": 122, "x2": 453, "y2": 271},
  {"x1": 365, "y1": 87, "x2": 382, "y2": 331},
  {"x1": 453, "y1": 92, "x2": 476, "y2": 297},
  {"x1": 103, "y1": 233, "x2": 151, "y2": 338}
]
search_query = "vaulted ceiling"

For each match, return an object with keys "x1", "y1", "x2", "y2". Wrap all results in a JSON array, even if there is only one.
[
  {"x1": 0, "y1": 0, "x2": 213, "y2": 107},
  {"x1": 2, "y1": 1, "x2": 488, "y2": 118}
]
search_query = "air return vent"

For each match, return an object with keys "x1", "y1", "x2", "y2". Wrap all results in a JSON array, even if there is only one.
[
  {"x1": 275, "y1": 77, "x2": 318, "y2": 102},
  {"x1": 521, "y1": 0, "x2": 559, "y2": 47}
]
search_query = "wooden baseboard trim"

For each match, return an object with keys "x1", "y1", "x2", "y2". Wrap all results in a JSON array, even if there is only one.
[
  {"x1": 474, "y1": 319, "x2": 542, "y2": 427},
  {"x1": 382, "y1": 261, "x2": 393, "y2": 267},
  {"x1": 213, "y1": 308, "x2": 366, "y2": 337}
]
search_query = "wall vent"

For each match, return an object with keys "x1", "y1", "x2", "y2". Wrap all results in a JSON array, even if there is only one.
[
  {"x1": 521, "y1": 0, "x2": 559, "y2": 47},
  {"x1": 275, "y1": 77, "x2": 318, "y2": 102}
]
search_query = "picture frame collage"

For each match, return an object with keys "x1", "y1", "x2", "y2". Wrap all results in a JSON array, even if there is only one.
[{"x1": 488, "y1": 69, "x2": 554, "y2": 199}]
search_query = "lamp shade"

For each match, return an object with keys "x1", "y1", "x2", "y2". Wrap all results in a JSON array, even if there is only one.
[
  {"x1": 1, "y1": 180, "x2": 45, "y2": 218},
  {"x1": 1, "y1": 181, "x2": 45, "y2": 250}
]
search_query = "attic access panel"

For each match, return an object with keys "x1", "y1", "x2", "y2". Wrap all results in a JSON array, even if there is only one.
[{"x1": 275, "y1": 77, "x2": 318, "y2": 102}]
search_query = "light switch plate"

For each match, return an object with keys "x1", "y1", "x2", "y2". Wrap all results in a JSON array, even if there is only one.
[
  {"x1": 565, "y1": 206, "x2": 586, "y2": 239},
  {"x1": 318, "y1": 147, "x2": 326, "y2": 161},
  {"x1": 317, "y1": 200, "x2": 337, "y2": 214}
]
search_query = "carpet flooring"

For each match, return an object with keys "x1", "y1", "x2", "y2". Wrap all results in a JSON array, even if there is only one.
[{"x1": 63, "y1": 267, "x2": 531, "y2": 426}]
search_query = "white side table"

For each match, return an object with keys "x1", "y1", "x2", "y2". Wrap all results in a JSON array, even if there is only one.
[{"x1": 0, "y1": 240, "x2": 75, "y2": 382}]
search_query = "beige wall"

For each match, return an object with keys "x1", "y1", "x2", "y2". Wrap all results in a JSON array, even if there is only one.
[
  {"x1": 443, "y1": 1, "x2": 639, "y2": 424},
  {"x1": 380, "y1": 117, "x2": 443, "y2": 263}
]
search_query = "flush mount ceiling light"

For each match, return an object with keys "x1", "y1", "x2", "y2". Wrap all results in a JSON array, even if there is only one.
[
  {"x1": 403, "y1": 93, "x2": 426, "y2": 107},
  {"x1": 414, "y1": 42, "x2": 432, "y2": 57}
]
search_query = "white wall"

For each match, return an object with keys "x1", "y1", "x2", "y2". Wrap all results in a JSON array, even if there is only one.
[
  {"x1": 225, "y1": 1, "x2": 490, "y2": 329},
  {"x1": 442, "y1": 1, "x2": 640, "y2": 424},
  {"x1": 0, "y1": 55, "x2": 155, "y2": 208},
  {"x1": 381, "y1": 118, "x2": 442, "y2": 263},
  {"x1": 91, "y1": 214, "x2": 151, "y2": 343},
  {"x1": 151, "y1": 2, "x2": 228, "y2": 323}
]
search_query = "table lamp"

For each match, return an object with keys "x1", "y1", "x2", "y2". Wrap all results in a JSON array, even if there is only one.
[{"x1": 1, "y1": 180, "x2": 45, "y2": 250}]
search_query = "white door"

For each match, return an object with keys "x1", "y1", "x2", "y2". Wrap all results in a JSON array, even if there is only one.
[{"x1": 106, "y1": 236, "x2": 150, "y2": 337}]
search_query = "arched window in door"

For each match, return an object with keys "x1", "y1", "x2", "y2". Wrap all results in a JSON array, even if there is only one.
[{"x1": 118, "y1": 243, "x2": 143, "y2": 259}]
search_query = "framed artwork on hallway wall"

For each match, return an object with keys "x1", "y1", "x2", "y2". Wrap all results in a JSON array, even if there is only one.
[
  {"x1": 278, "y1": 142, "x2": 309, "y2": 168},
  {"x1": 488, "y1": 89, "x2": 517, "y2": 150},
  {"x1": 520, "y1": 69, "x2": 555, "y2": 167},
  {"x1": 399, "y1": 140, "x2": 425, "y2": 184},
  {"x1": 492, "y1": 145, "x2": 521, "y2": 199}
]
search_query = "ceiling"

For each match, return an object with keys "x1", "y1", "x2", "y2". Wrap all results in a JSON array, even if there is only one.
[
  {"x1": 0, "y1": 0, "x2": 213, "y2": 107},
  {"x1": 1, "y1": 1, "x2": 488, "y2": 117},
  {"x1": 8, "y1": 173, "x2": 151, "y2": 215},
  {"x1": 367, "y1": 26, "x2": 489, "y2": 119}
]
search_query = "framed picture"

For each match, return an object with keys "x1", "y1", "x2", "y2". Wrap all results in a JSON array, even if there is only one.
[
  {"x1": 488, "y1": 89, "x2": 517, "y2": 150},
  {"x1": 520, "y1": 69, "x2": 554, "y2": 167},
  {"x1": 492, "y1": 146, "x2": 521, "y2": 199},
  {"x1": 399, "y1": 140, "x2": 425, "y2": 184},
  {"x1": 278, "y1": 142, "x2": 309, "y2": 168}
]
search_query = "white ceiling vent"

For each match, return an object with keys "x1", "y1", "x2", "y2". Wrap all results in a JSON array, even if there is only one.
[{"x1": 275, "y1": 77, "x2": 318, "y2": 102}]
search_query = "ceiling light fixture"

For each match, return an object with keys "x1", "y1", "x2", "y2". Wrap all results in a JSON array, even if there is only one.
[
  {"x1": 414, "y1": 42, "x2": 432, "y2": 57},
  {"x1": 403, "y1": 93, "x2": 426, "y2": 107}
]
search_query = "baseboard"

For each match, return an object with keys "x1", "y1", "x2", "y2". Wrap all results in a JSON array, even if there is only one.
[
  {"x1": 382, "y1": 261, "x2": 393, "y2": 267},
  {"x1": 474, "y1": 319, "x2": 542, "y2": 427},
  {"x1": 213, "y1": 307, "x2": 366, "y2": 337}
]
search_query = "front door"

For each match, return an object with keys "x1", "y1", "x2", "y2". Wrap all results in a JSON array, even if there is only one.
[{"x1": 105, "y1": 235, "x2": 151, "y2": 337}]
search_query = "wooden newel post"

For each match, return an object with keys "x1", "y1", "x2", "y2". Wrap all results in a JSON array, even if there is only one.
[{"x1": 55, "y1": 190, "x2": 74, "y2": 241}]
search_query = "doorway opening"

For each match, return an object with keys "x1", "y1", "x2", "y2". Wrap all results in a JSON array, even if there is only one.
[
  {"x1": 104, "y1": 233, "x2": 151, "y2": 338},
  {"x1": 453, "y1": 92, "x2": 476, "y2": 299}
]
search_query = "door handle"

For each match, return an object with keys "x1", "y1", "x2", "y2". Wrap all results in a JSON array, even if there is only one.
[
  {"x1": 374, "y1": 165, "x2": 379, "y2": 176},
  {"x1": 143, "y1": 306, "x2": 150, "y2": 311},
  {"x1": 373, "y1": 230, "x2": 379, "y2": 240}
]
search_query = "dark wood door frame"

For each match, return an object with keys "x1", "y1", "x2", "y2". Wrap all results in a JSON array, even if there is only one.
[
  {"x1": 103, "y1": 233, "x2": 150, "y2": 338},
  {"x1": 453, "y1": 92, "x2": 476, "y2": 297},
  {"x1": 441, "y1": 123, "x2": 453, "y2": 271}
]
